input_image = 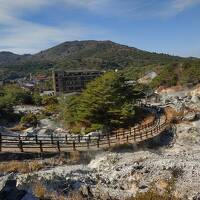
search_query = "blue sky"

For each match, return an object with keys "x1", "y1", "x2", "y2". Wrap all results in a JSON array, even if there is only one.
[{"x1": 0, "y1": 0, "x2": 200, "y2": 57}]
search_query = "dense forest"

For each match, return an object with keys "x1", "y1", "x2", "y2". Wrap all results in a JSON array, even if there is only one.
[
  {"x1": 0, "y1": 40, "x2": 200, "y2": 87},
  {"x1": 0, "y1": 40, "x2": 189, "y2": 79}
]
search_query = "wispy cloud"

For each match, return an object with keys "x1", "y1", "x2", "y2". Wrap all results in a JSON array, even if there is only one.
[
  {"x1": 60, "y1": 0, "x2": 200, "y2": 18},
  {"x1": 172, "y1": 0, "x2": 200, "y2": 12},
  {"x1": 0, "y1": 0, "x2": 200, "y2": 54},
  {"x1": 0, "y1": 0, "x2": 109, "y2": 54},
  {"x1": 0, "y1": 20, "x2": 109, "y2": 54}
]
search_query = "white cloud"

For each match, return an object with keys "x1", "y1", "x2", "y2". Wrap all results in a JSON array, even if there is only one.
[
  {"x1": 0, "y1": 0, "x2": 200, "y2": 54},
  {"x1": 172, "y1": 0, "x2": 200, "y2": 12},
  {"x1": 158, "y1": 0, "x2": 200, "y2": 17},
  {"x1": 0, "y1": 0, "x2": 109, "y2": 54},
  {"x1": 0, "y1": 20, "x2": 109, "y2": 54},
  {"x1": 60, "y1": 0, "x2": 200, "y2": 18}
]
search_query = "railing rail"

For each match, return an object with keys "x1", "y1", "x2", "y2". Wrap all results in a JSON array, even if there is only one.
[{"x1": 0, "y1": 104, "x2": 170, "y2": 153}]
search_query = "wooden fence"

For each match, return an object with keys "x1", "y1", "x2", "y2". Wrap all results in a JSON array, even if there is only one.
[{"x1": 0, "y1": 105, "x2": 170, "y2": 153}]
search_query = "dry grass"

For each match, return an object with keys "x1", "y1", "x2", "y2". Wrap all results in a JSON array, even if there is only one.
[
  {"x1": 66, "y1": 192, "x2": 83, "y2": 200},
  {"x1": 164, "y1": 107, "x2": 181, "y2": 122},
  {"x1": 127, "y1": 178, "x2": 181, "y2": 200},
  {"x1": 69, "y1": 151, "x2": 81, "y2": 162},
  {"x1": 33, "y1": 183, "x2": 47, "y2": 199},
  {"x1": 140, "y1": 114, "x2": 155, "y2": 126},
  {"x1": 9, "y1": 124, "x2": 27, "y2": 132},
  {"x1": 0, "y1": 155, "x2": 71, "y2": 174},
  {"x1": 129, "y1": 189, "x2": 181, "y2": 200},
  {"x1": 0, "y1": 160, "x2": 44, "y2": 173},
  {"x1": 33, "y1": 182, "x2": 83, "y2": 200}
]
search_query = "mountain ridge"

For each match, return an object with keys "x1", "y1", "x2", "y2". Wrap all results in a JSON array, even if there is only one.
[{"x1": 0, "y1": 40, "x2": 197, "y2": 80}]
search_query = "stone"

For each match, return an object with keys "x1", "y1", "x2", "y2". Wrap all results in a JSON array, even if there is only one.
[
  {"x1": 183, "y1": 113, "x2": 196, "y2": 121},
  {"x1": 0, "y1": 180, "x2": 37, "y2": 200},
  {"x1": 191, "y1": 96, "x2": 200, "y2": 104}
]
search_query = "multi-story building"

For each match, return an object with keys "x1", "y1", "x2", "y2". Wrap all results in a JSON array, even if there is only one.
[{"x1": 52, "y1": 70, "x2": 103, "y2": 95}]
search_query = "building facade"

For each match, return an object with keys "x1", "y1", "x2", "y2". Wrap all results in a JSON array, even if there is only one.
[{"x1": 52, "y1": 70, "x2": 103, "y2": 95}]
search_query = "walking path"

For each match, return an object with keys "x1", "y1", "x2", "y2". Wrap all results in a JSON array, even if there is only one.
[{"x1": 0, "y1": 105, "x2": 170, "y2": 153}]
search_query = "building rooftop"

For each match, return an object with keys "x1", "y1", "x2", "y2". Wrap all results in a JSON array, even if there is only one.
[{"x1": 54, "y1": 69, "x2": 103, "y2": 73}]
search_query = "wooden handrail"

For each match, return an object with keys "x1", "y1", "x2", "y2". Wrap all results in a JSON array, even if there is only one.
[{"x1": 0, "y1": 105, "x2": 170, "y2": 153}]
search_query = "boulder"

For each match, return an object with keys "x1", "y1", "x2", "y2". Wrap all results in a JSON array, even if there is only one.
[
  {"x1": 183, "y1": 112, "x2": 196, "y2": 121},
  {"x1": 22, "y1": 127, "x2": 38, "y2": 137},
  {"x1": 191, "y1": 95, "x2": 200, "y2": 104},
  {"x1": 0, "y1": 180, "x2": 38, "y2": 200}
]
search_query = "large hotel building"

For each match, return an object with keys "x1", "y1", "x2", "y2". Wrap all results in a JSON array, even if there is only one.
[{"x1": 52, "y1": 70, "x2": 103, "y2": 95}]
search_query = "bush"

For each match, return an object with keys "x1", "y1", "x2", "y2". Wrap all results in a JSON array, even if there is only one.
[
  {"x1": 42, "y1": 95, "x2": 58, "y2": 106},
  {"x1": 0, "y1": 84, "x2": 34, "y2": 116},
  {"x1": 150, "y1": 65, "x2": 178, "y2": 88},
  {"x1": 0, "y1": 160, "x2": 44, "y2": 174},
  {"x1": 59, "y1": 72, "x2": 143, "y2": 133},
  {"x1": 32, "y1": 92, "x2": 43, "y2": 106},
  {"x1": 150, "y1": 61, "x2": 200, "y2": 88},
  {"x1": 33, "y1": 183, "x2": 47, "y2": 199},
  {"x1": 3, "y1": 84, "x2": 33, "y2": 105},
  {"x1": 128, "y1": 182, "x2": 180, "y2": 200},
  {"x1": 20, "y1": 113, "x2": 38, "y2": 127}
]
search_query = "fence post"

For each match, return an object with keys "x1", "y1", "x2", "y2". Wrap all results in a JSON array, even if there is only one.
[
  {"x1": 73, "y1": 140, "x2": 76, "y2": 151},
  {"x1": 97, "y1": 139, "x2": 99, "y2": 148},
  {"x1": 146, "y1": 130, "x2": 148, "y2": 138},
  {"x1": 140, "y1": 132, "x2": 142, "y2": 140},
  {"x1": 88, "y1": 135, "x2": 91, "y2": 143},
  {"x1": 18, "y1": 136, "x2": 23, "y2": 152},
  {"x1": 65, "y1": 135, "x2": 68, "y2": 144},
  {"x1": 57, "y1": 141, "x2": 60, "y2": 152},
  {"x1": 98, "y1": 133, "x2": 101, "y2": 141},
  {"x1": 78, "y1": 135, "x2": 81, "y2": 143},
  {"x1": 35, "y1": 135, "x2": 38, "y2": 144},
  {"x1": 126, "y1": 135, "x2": 129, "y2": 143},
  {"x1": 51, "y1": 134, "x2": 54, "y2": 144},
  {"x1": 0, "y1": 132, "x2": 2, "y2": 152},
  {"x1": 87, "y1": 139, "x2": 90, "y2": 149},
  {"x1": 107, "y1": 134, "x2": 110, "y2": 147},
  {"x1": 39, "y1": 140, "x2": 43, "y2": 153}
]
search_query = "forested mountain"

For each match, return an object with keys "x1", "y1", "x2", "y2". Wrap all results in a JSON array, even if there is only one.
[{"x1": 0, "y1": 40, "x2": 190, "y2": 80}]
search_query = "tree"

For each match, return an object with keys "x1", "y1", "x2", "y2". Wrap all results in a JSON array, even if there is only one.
[
  {"x1": 60, "y1": 72, "x2": 143, "y2": 133},
  {"x1": 0, "y1": 85, "x2": 33, "y2": 115},
  {"x1": 2, "y1": 85, "x2": 33, "y2": 105},
  {"x1": 42, "y1": 95, "x2": 58, "y2": 106},
  {"x1": 20, "y1": 113, "x2": 38, "y2": 127}
]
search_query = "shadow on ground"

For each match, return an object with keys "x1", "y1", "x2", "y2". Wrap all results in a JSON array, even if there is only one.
[{"x1": 109, "y1": 125, "x2": 176, "y2": 153}]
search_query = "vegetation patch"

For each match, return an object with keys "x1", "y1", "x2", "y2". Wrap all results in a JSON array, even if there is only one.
[
  {"x1": 0, "y1": 160, "x2": 44, "y2": 174},
  {"x1": 59, "y1": 71, "x2": 144, "y2": 133}
]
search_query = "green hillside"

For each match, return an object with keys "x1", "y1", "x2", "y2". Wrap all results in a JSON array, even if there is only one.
[
  {"x1": 0, "y1": 40, "x2": 187, "y2": 79},
  {"x1": 0, "y1": 40, "x2": 200, "y2": 87}
]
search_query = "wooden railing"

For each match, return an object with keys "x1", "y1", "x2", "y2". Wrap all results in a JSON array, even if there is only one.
[{"x1": 0, "y1": 105, "x2": 170, "y2": 153}]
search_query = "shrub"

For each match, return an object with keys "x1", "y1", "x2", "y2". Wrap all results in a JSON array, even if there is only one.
[
  {"x1": 42, "y1": 95, "x2": 58, "y2": 106},
  {"x1": 33, "y1": 183, "x2": 47, "y2": 199},
  {"x1": 0, "y1": 160, "x2": 44, "y2": 174},
  {"x1": 32, "y1": 92, "x2": 43, "y2": 106},
  {"x1": 20, "y1": 113, "x2": 38, "y2": 127},
  {"x1": 59, "y1": 72, "x2": 143, "y2": 133},
  {"x1": 128, "y1": 179, "x2": 181, "y2": 200}
]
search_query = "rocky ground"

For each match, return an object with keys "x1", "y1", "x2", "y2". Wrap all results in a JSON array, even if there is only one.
[
  {"x1": 1, "y1": 89, "x2": 200, "y2": 200},
  {"x1": 0, "y1": 118, "x2": 200, "y2": 200}
]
